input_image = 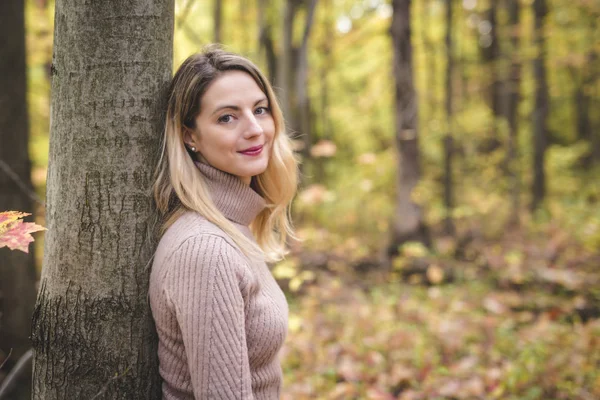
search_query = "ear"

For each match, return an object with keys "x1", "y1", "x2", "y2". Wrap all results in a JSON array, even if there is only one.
[{"x1": 183, "y1": 127, "x2": 198, "y2": 149}]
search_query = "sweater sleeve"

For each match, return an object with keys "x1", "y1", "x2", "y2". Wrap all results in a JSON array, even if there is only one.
[{"x1": 166, "y1": 234, "x2": 254, "y2": 399}]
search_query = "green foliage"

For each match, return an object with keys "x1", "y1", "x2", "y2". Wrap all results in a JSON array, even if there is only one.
[{"x1": 26, "y1": 0, "x2": 600, "y2": 254}]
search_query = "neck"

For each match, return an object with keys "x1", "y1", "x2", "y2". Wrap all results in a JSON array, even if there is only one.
[
  {"x1": 194, "y1": 161, "x2": 266, "y2": 226},
  {"x1": 240, "y1": 175, "x2": 251, "y2": 186}
]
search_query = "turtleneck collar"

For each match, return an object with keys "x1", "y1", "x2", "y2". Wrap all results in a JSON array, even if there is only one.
[{"x1": 194, "y1": 161, "x2": 266, "y2": 226}]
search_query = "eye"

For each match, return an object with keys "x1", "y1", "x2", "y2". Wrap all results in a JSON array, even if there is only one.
[
  {"x1": 218, "y1": 114, "x2": 234, "y2": 124},
  {"x1": 255, "y1": 106, "x2": 270, "y2": 115}
]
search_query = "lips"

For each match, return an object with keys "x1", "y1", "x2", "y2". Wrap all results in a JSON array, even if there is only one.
[{"x1": 238, "y1": 145, "x2": 263, "y2": 156}]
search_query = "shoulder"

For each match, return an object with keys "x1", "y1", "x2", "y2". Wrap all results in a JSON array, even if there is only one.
[
  {"x1": 151, "y1": 211, "x2": 244, "y2": 279},
  {"x1": 154, "y1": 211, "x2": 244, "y2": 261},
  {"x1": 170, "y1": 232, "x2": 244, "y2": 270},
  {"x1": 158, "y1": 211, "x2": 229, "y2": 249},
  {"x1": 152, "y1": 211, "x2": 250, "y2": 284}
]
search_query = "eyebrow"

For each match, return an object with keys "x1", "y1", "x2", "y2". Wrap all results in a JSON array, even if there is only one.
[{"x1": 210, "y1": 97, "x2": 268, "y2": 116}]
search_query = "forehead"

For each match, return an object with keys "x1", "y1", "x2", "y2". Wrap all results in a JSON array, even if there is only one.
[{"x1": 201, "y1": 70, "x2": 265, "y2": 108}]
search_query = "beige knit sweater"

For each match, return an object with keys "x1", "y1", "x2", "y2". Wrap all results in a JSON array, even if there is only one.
[{"x1": 149, "y1": 162, "x2": 289, "y2": 399}]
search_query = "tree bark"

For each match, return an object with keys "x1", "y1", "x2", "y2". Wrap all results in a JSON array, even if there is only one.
[
  {"x1": 506, "y1": 0, "x2": 521, "y2": 226},
  {"x1": 0, "y1": 1, "x2": 36, "y2": 399},
  {"x1": 389, "y1": 0, "x2": 430, "y2": 257},
  {"x1": 443, "y1": 0, "x2": 455, "y2": 236},
  {"x1": 531, "y1": 0, "x2": 548, "y2": 211},
  {"x1": 30, "y1": 1, "x2": 174, "y2": 399}
]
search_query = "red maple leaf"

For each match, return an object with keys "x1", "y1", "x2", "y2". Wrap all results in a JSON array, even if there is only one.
[{"x1": 0, "y1": 211, "x2": 46, "y2": 253}]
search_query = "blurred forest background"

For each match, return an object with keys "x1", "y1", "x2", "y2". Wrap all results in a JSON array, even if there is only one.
[{"x1": 1, "y1": 0, "x2": 599, "y2": 398}]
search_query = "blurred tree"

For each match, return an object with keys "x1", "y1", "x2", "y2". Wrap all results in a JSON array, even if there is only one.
[
  {"x1": 443, "y1": 0, "x2": 455, "y2": 236},
  {"x1": 505, "y1": 0, "x2": 521, "y2": 226},
  {"x1": 239, "y1": 0, "x2": 249, "y2": 54},
  {"x1": 313, "y1": 0, "x2": 334, "y2": 182},
  {"x1": 573, "y1": 5, "x2": 599, "y2": 168},
  {"x1": 214, "y1": 0, "x2": 222, "y2": 43},
  {"x1": 531, "y1": 0, "x2": 548, "y2": 211},
  {"x1": 295, "y1": 0, "x2": 318, "y2": 163},
  {"x1": 257, "y1": 0, "x2": 278, "y2": 84},
  {"x1": 175, "y1": 0, "x2": 203, "y2": 46},
  {"x1": 278, "y1": 0, "x2": 318, "y2": 155},
  {"x1": 276, "y1": 0, "x2": 298, "y2": 129},
  {"x1": 278, "y1": 0, "x2": 295, "y2": 126},
  {"x1": 30, "y1": 0, "x2": 174, "y2": 398},
  {"x1": 421, "y1": 0, "x2": 438, "y2": 123},
  {"x1": 0, "y1": 0, "x2": 37, "y2": 398},
  {"x1": 482, "y1": 0, "x2": 503, "y2": 152},
  {"x1": 389, "y1": 0, "x2": 430, "y2": 257},
  {"x1": 16, "y1": 0, "x2": 600, "y2": 268}
]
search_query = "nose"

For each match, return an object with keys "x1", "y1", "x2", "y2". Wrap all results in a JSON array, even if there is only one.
[{"x1": 243, "y1": 112, "x2": 263, "y2": 139}]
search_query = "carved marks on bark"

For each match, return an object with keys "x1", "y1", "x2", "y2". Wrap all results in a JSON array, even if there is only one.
[
  {"x1": 42, "y1": 165, "x2": 153, "y2": 295},
  {"x1": 76, "y1": 169, "x2": 152, "y2": 279}
]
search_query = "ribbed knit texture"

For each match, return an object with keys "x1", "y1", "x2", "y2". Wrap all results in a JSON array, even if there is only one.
[{"x1": 149, "y1": 162, "x2": 289, "y2": 399}]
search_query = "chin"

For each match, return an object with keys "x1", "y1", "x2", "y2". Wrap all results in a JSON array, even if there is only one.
[
  {"x1": 233, "y1": 163, "x2": 268, "y2": 181},
  {"x1": 250, "y1": 156, "x2": 270, "y2": 171},
  {"x1": 245, "y1": 165, "x2": 269, "y2": 179}
]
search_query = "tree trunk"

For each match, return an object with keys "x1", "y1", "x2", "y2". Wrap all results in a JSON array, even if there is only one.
[
  {"x1": 589, "y1": 14, "x2": 600, "y2": 165},
  {"x1": 30, "y1": 1, "x2": 174, "y2": 399},
  {"x1": 443, "y1": 0, "x2": 455, "y2": 236},
  {"x1": 589, "y1": 48, "x2": 600, "y2": 165},
  {"x1": 481, "y1": 0, "x2": 502, "y2": 152},
  {"x1": 278, "y1": 0, "x2": 297, "y2": 132},
  {"x1": 575, "y1": 78, "x2": 591, "y2": 144},
  {"x1": 315, "y1": 0, "x2": 333, "y2": 182},
  {"x1": 422, "y1": 0, "x2": 438, "y2": 123},
  {"x1": 257, "y1": 0, "x2": 278, "y2": 86},
  {"x1": 0, "y1": 1, "x2": 36, "y2": 399},
  {"x1": 576, "y1": 48, "x2": 598, "y2": 168},
  {"x1": 531, "y1": 0, "x2": 548, "y2": 211},
  {"x1": 239, "y1": 0, "x2": 248, "y2": 54},
  {"x1": 506, "y1": 0, "x2": 521, "y2": 226},
  {"x1": 214, "y1": 0, "x2": 222, "y2": 43},
  {"x1": 295, "y1": 0, "x2": 318, "y2": 166},
  {"x1": 389, "y1": 0, "x2": 430, "y2": 257}
]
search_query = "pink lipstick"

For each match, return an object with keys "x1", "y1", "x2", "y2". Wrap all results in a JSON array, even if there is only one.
[{"x1": 238, "y1": 145, "x2": 263, "y2": 156}]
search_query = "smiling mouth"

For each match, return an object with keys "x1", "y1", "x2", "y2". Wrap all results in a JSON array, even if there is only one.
[{"x1": 238, "y1": 145, "x2": 263, "y2": 156}]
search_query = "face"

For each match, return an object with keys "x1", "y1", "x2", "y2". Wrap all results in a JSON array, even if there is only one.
[{"x1": 185, "y1": 70, "x2": 275, "y2": 185}]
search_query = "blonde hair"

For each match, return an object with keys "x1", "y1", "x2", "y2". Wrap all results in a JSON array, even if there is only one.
[{"x1": 152, "y1": 46, "x2": 299, "y2": 262}]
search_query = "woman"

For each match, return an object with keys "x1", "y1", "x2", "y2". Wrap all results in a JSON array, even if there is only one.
[{"x1": 149, "y1": 46, "x2": 298, "y2": 399}]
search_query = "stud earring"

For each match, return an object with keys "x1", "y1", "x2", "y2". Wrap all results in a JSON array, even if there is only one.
[{"x1": 190, "y1": 146, "x2": 196, "y2": 152}]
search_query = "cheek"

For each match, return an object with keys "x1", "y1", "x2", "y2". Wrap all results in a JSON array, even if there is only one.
[
  {"x1": 265, "y1": 119, "x2": 276, "y2": 141},
  {"x1": 204, "y1": 132, "x2": 236, "y2": 151},
  {"x1": 267, "y1": 131, "x2": 275, "y2": 146}
]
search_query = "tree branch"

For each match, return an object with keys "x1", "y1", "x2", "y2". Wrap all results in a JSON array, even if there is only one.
[
  {"x1": 0, "y1": 158, "x2": 45, "y2": 206},
  {"x1": 0, "y1": 349, "x2": 32, "y2": 400}
]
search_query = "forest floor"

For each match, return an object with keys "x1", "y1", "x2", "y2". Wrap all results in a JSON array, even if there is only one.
[
  {"x1": 280, "y1": 228, "x2": 600, "y2": 400},
  {"x1": 1, "y1": 225, "x2": 598, "y2": 399}
]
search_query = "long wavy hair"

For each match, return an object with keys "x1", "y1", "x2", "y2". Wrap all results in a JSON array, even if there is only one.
[{"x1": 152, "y1": 46, "x2": 299, "y2": 262}]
